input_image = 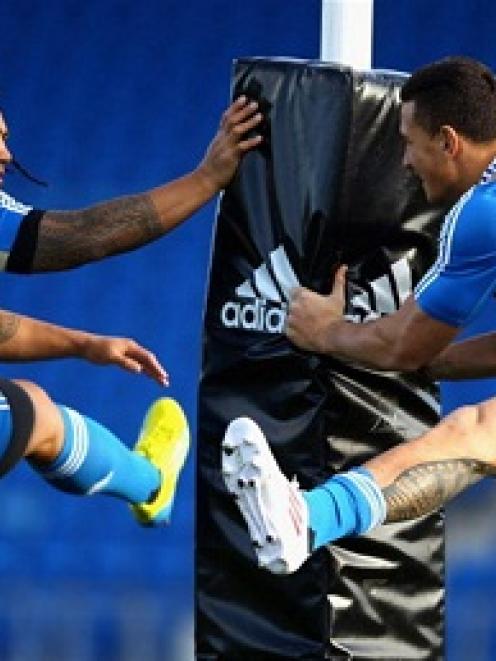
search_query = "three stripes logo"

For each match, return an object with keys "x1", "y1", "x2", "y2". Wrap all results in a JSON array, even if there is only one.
[
  {"x1": 346, "y1": 256, "x2": 413, "y2": 323},
  {"x1": 221, "y1": 245, "x2": 300, "y2": 334},
  {"x1": 221, "y1": 247, "x2": 414, "y2": 333}
]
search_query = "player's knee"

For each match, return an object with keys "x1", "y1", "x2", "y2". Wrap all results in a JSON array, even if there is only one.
[
  {"x1": 12, "y1": 380, "x2": 62, "y2": 457},
  {"x1": 13, "y1": 379, "x2": 53, "y2": 410},
  {"x1": 0, "y1": 378, "x2": 36, "y2": 476}
]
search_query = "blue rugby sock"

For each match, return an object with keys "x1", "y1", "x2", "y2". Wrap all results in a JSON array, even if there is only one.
[
  {"x1": 303, "y1": 467, "x2": 386, "y2": 550},
  {"x1": 31, "y1": 405, "x2": 160, "y2": 504}
]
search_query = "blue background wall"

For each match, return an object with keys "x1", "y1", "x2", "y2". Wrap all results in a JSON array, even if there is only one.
[{"x1": 0, "y1": 1, "x2": 495, "y2": 659}]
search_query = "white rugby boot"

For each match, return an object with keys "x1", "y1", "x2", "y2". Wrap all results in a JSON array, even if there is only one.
[{"x1": 221, "y1": 416, "x2": 310, "y2": 574}]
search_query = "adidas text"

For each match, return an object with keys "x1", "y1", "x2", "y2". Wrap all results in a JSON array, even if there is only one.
[{"x1": 221, "y1": 299, "x2": 287, "y2": 333}]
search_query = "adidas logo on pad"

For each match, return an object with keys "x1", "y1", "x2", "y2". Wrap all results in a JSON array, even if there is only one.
[
  {"x1": 221, "y1": 246, "x2": 300, "y2": 334},
  {"x1": 346, "y1": 257, "x2": 413, "y2": 323}
]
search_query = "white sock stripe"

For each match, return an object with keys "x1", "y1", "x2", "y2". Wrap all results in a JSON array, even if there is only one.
[
  {"x1": 349, "y1": 472, "x2": 386, "y2": 529},
  {"x1": 52, "y1": 408, "x2": 83, "y2": 476},
  {"x1": 43, "y1": 407, "x2": 89, "y2": 479},
  {"x1": 341, "y1": 470, "x2": 387, "y2": 530},
  {"x1": 61, "y1": 408, "x2": 89, "y2": 475}
]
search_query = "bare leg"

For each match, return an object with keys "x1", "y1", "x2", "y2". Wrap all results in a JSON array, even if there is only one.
[
  {"x1": 4, "y1": 380, "x2": 188, "y2": 526},
  {"x1": 14, "y1": 379, "x2": 64, "y2": 463},
  {"x1": 365, "y1": 397, "x2": 496, "y2": 522}
]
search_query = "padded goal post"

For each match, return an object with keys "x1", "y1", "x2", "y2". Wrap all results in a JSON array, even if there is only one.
[{"x1": 196, "y1": 58, "x2": 445, "y2": 660}]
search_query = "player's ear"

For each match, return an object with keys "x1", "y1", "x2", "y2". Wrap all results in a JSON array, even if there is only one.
[{"x1": 438, "y1": 125, "x2": 459, "y2": 157}]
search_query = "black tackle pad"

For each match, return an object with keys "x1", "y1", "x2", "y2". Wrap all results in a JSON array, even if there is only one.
[{"x1": 197, "y1": 58, "x2": 445, "y2": 660}]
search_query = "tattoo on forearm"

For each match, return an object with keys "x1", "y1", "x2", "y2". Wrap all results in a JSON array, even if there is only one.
[
  {"x1": 0, "y1": 312, "x2": 20, "y2": 344},
  {"x1": 33, "y1": 194, "x2": 161, "y2": 271},
  {"x1": 383, "y1": 458, "x2": 496, "y2": 522}
]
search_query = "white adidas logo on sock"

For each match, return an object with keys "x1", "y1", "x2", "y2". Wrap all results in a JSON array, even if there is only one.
[{"x1": 221, "y1": 245, "x2": 300, "y2": 334}]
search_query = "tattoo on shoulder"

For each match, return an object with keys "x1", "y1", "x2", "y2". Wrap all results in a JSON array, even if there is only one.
[
  {"x1": 34, "y1": 194, "x2": 161, "y2": 271},
  {"x1": 383, "y1": 458, "x2": 496, "y2": 522},
  {"x1": 0, "y1": 312, "x2": 20, "y2": 343}
]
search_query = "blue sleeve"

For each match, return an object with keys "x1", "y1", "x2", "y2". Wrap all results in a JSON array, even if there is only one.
[
  {"x1": 415, "y1": 188, "x2": 496, "y2": 327},
  {"x1": 0, "y1": 192, "x2": 33, "y2": 269}
]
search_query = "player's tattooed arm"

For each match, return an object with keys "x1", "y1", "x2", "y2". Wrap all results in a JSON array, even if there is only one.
[
  {"x1": 33, "y1": 194, "x2": 161, "y2": 271},
  {"x1": 30, "y1": 97, "x2": 263, "y2": 272},
  {"x1": 0, "y1": 309, "x2": 166, "y2": 382},
  {"x1": 383, "y1": 458, "x2": 494, "y2": 522},
  {"x1": 0, "y1": 311, "x2": 20, "y2": 344}
]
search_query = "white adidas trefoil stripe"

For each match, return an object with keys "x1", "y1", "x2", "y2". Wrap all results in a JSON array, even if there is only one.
[
  {"x1": 222, "y1": 246, "x2": 416, "y2": 333},
  {"x1": 233, "y1": 245, "x2": 300, "y2": 303},
  {"x1": 269, "y1": 245, "x2": 300, "y2": 300},
  {"x1": 222, "y1": 245, "x2": 300, "y2": 334},
  {"x1": 346, "y1": 256, "x2": 413, "y2": 323}
]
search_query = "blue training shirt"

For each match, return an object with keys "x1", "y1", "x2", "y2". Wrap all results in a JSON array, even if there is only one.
[
  {"x1": 0, "y1": 191, "x2": 33, "y2": 270},
  {"x1": 415, "y1": 158, "x2": 496, "y2": 327}
]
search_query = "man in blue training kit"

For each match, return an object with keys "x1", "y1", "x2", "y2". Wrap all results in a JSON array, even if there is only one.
[
  {"x1": 0, "y1": 97, "x2": 262, "y2": 523},
  {"x1": 222, "y1": 57, "x2": 496, "y2": 573},
  {"x1": 0, "y1": 311, "x2": 186, "y2": 525}
]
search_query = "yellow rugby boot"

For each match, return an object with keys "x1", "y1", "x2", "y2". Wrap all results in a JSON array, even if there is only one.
[{"x1": 131, "y1": 397, "x2": 190, "y2": 525}]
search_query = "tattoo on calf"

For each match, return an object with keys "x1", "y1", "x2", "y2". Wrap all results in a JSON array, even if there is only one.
[
  {"x1": 383, "y1": 459, "x2": 496, "y2": 522},
  {"x1": 0, "y1": 312, "x2": 20, "y2": 343}
]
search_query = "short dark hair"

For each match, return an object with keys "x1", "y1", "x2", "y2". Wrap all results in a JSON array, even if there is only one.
[{"x1": 401, "y1": 56, "x2": 496, "y2": 141}]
